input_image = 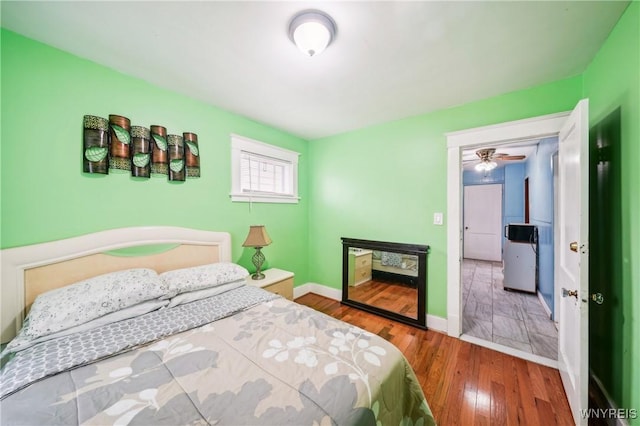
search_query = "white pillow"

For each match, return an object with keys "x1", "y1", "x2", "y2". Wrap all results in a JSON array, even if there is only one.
[
  {"x1": 160, "y1": 262, "x2": 249, "y2": 295},
  {"x1": 3, "y1": 299, "x2": 169, "y2": 354},
  {"x1": 167, "y1": 279, "x2": 246, "y2": 308},
  {"x1": 25, "y1": 268, "x2": 168, "y2": 339}
]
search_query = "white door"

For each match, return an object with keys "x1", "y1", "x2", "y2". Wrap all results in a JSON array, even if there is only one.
[
  {"x1": 557, "y1": 99, "x2": 589, "y2": 425},
  {"x1": 463, "y1": 184, "x2": 502, "y2": 262}
]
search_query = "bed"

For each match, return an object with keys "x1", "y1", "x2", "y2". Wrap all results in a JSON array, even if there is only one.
[
  {"x1": 0, "y1": 227, "x2": 435, "y2": 425},
  {"x1": 371, "y1": 250, "x2": 419, "y2": 286}
]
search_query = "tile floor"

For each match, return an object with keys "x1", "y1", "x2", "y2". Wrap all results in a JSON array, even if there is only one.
[{"x1": 462, "y1": 259, "x2": 558, "y2": 359}]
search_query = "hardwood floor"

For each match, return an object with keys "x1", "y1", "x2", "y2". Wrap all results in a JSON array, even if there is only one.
[
  {"x1": 348, "y1": 279, "x2": 418, "y2": 318},
  {"x1": 296, "y1": 293, "x2": 574, "y2": 426}
]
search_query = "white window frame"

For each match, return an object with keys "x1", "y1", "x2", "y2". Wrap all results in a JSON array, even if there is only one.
[{"x1": 230, "y1": 134, "x2": 300, "y2": 204}]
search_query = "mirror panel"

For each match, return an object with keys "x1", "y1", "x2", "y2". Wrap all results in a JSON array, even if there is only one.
[{"x1": 342, "y1": 238, "x2": 429, "y2": 329}]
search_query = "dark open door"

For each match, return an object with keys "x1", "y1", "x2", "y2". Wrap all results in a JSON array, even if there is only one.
[{"x1": 588, "y1": 107, "x2": 623, "y2": 416}]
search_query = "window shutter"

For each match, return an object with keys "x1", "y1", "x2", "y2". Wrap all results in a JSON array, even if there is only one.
[
  {"x1": 240, "y1": 151, "x2": 289, "y2": 195},
  {"x1": 230, "y1": 134, "x2": 299, "y2": 204}
]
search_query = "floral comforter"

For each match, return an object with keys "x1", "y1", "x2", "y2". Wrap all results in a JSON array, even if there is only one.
[{"x1": 1, "y1": 286, "x2": 435, "y2": 425}]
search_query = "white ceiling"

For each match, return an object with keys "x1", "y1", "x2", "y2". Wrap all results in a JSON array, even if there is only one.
[{"x1": 1, "y1": 1, "x2": 629, "y2": 140}]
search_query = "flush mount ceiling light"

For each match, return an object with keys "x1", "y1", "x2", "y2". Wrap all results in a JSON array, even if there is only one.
[{"x1": 288, "y1": 10, "x2": 336, "y2": 57}]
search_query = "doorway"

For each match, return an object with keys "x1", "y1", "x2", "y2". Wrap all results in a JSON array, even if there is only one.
[
  {"x1": 448, "y1": 102, "x2": 592, "y2": 423},
  {"x1": 445, "y1": 110, "x2": 571, "y2": 361},
  {"x1": 588, "y1": 108, "x2": 623, "y2": 412},
  {"x1": 460, "y1": 139, "x2": 558, "y2": 360}
]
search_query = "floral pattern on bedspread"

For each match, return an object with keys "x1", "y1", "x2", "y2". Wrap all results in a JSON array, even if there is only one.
[
  {"x1": 0, "y1": 285, "x2": 277, "y2": 399},
  {"x1": 381, "y1": 251, "x2": 404, "y2": 267},
  {"x1": 263, "y1": 328, "x2": 387, "y2": 406},
  {"x1": 1, "y1": 291, "x2": 435, "y2": 426}
]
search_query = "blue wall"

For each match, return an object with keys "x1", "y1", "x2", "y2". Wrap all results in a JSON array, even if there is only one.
[
  {"x1": 464, "y1": 147, "x2": 557, "y2": 318},
  {"x1": 524, "y1": 137, "x2": 558, "y2": 317},
  {"x1": 463, "y1": 167, "x2": 504, "y2": 186},
  {"x1": 504, "y1": 164, "x2": 525, "y2": 225}
]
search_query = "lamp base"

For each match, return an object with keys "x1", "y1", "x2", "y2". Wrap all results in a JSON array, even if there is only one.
[
  {"x1": 251, "y1": 272, "x2": 266, "y2": 280},
  {"x1": 251, "y1": 247, "x2": 266, "y2": 280}
]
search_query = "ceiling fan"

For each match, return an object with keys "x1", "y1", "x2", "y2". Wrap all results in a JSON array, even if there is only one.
[{"x1": 467, "y1": 148, "x2": 526, "y2": 171}]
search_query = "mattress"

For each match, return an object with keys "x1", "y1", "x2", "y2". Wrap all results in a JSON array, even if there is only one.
[{"x1": 0, "y1": 285, "x2": 434, "y2": 425}]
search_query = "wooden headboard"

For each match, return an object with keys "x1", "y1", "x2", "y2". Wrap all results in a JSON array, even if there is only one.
[{"x1": 1, "y1": 227, "x2": 232, "y2": 343}]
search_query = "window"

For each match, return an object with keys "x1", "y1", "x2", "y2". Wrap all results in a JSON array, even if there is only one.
[{"x1": 230, "y1": 134, "x2": 300, "y2": 203}]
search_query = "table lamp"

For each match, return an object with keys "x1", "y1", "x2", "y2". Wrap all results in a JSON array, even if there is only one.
[{"x1": 242, "y1": 225, "x2": 272, "y2": 279}]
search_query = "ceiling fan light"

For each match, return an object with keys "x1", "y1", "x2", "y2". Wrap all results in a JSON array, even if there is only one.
[
  {"x1": 475, "y1": 161, "x2": 497, "y2": 172},
  {"x1": 289, "y1": 10, "x2": 336, "y2": 57}
]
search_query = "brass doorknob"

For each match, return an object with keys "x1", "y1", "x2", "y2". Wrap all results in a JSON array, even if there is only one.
[
  {"x1": 591, "y1": 293, "x2": 604, "y2": 304},
  {"x1": 570, "y1": 241, "x2": 579, "y2": 252}
]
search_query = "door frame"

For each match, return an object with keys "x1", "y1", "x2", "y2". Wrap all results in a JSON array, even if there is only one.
[{"x1": 445, "y1": 111, "x2": 571, "y2": 338}]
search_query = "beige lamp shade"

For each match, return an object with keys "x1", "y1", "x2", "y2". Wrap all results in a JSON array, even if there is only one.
[{"x1": 242, "y1": 225, "x2": 272, "y2": 248}]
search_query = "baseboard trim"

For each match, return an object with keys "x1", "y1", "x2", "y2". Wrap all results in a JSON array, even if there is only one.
[
  {"x1": 426, "y1": 314, "x2": 448, "y2": 334},
  {"x1": 294, "y1": 282, "x2": 448, "y2": 333},
  {"x1": 294, "y1": 282, "x2": 342, "y2": 301},
  {"x1": 589, "y1": 372, "x2": 629, "y2": 426},
  {"x1": 537, "y1": 290, "x2": 553, "y2": 320}
]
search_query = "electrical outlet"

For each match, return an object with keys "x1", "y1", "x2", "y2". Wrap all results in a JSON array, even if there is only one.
[{"x1": 434, "y1": 212, "x2": 443, "y2": 225}]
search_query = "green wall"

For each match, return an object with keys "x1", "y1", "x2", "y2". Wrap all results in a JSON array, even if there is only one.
[
  {"x1": 307, "y1": 1, "x2": 639, "y2": 413},
  {"x1": 0, "y1": 29, "x2": 310, "y2": 283},
  {"x1": 583, "y1": 1, "x2": 640, "y2": 415},
  {"x1": 308, "y1": 77, "x2": 582, "y2": 317},
  {"x1": 2, "y1": 2, "x2": 638, "y2": 416}
]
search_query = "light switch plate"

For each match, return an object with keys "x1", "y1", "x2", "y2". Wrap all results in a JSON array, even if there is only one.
[{"x1": 433, "y1": 212, "x2": 443, "y2": 225}]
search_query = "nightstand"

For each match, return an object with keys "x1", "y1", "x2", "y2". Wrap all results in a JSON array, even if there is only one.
[
  {"x1": 348, "y1": 248, "x2": 372, "y2": 286},
  {"x1": 246, "y1": 268, "x2": 294, "y2": 300}
]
